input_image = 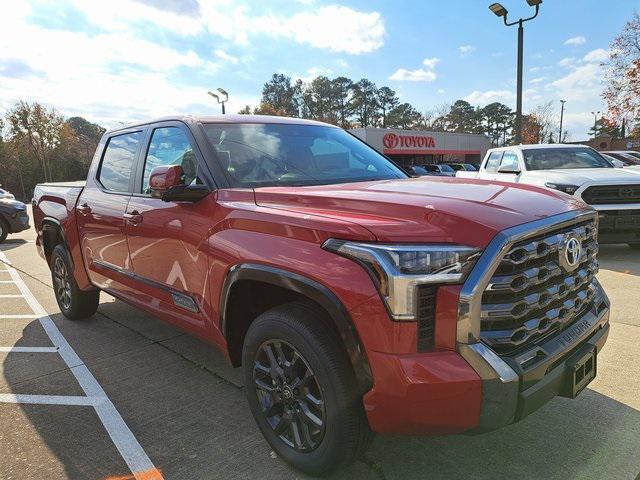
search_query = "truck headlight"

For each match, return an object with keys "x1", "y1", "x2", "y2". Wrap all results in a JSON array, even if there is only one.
[
  {"x1": 322, "y1": 240, "x2": 481, "y2": 321},
  {"x1": 545, "y1": 183, "x2": 579, "y2": 195}
]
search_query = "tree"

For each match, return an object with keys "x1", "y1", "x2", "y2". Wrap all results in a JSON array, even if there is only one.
[
  {"x1": 260, "y1": 73, "x2": 300, "y2": 117},
  {"x1": 237, "y1": 105, "x2": 252, "y2": 114},
  {"x1": 350, "y1": 79, "x2": 379, "y2": 127},
  {"x1": 376, "y1": 86, "x2": 399, "y2": 128},
  {"x1": 521, "y1": 114, "x2": 543, "y2": 144},
  {"x1": 66, "y1": 116, "x2": 105, "y2": 166},
  {"x1": 444, "y1": 100, "x2": 479, "y2": 133},
  {"x1": 386, "y1": 103, "x2": 422, "y2": 129},
  {"x1": 589, "y1": 117, "x2": 621, "y2": 138},
  {"x1": 479, "y1": 102, "x2": 513, "y2": 146},
  {"x1": 6, "y1": 101, "x2": 64, "y2": 182},
  {"x1": 603, "y1": 12, "x2": 640, "y2": 126},
  {"x1": 300, "y1": 76, "x2": 336, "y2": 123},
  {"x1": 331, "y1": 77, "x2": 354, "y2": 128}
]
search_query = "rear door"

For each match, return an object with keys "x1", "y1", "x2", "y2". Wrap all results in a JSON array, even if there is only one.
[
  {"x1": 124, "y1": 122, "x2": 215, "y2": 335},
  {"x1": 76, "y1": 128, "x2": 144, "y2": 294}
]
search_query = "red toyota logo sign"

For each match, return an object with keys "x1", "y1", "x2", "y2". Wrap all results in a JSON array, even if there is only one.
[
  {"x1": 383, "y1": 133, "x2": 399, "y2": 149},
  {"x1": 382, "y1": 132, "x2": 436, "y2": 151}
]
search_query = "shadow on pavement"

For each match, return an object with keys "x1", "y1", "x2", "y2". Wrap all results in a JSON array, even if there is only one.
[
  {"x1": 0, "y1": 238, "x2": 29, "y2": 252},
  {"x1": 596, "y1": 244, "x2": 640, "y2": 276},
  {"x1": 3, "y1": 309, "x2": 640, "y2": 480}
]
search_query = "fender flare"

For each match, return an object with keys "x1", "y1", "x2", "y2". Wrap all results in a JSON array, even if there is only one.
[{"x1": 220, "y1": 263, "x2": 373, "y2": 393}]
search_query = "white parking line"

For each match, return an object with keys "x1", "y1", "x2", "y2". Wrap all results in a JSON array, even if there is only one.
[
  {"x1": 0, "y1": 251, "x2": 163, "y2": 480},
  {"x1": 0, "y1": 280, "x2": 17, "y2": 284},
  {"x1": 0, "y1": 295, "x2": 24, "y2": 298},
  {"x1": 0, "y1": 393, "x2": 100, "y2": 406},
  {"x1": 0, "y1": 314, "x2": 39, "y2": 319},
  {"x1": 0, "y1": 346, "x2": 59, "y2": 353}
]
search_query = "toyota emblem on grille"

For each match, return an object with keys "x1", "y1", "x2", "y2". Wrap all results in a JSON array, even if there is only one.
[
  {"x1": 619, "y1": 187, "x2": 634, "y2": 198},
  {"x1": 559, "y1": 235, "x2": 582, "y2": 272}
]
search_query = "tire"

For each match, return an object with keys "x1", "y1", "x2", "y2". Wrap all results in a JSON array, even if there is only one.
[
  {"x1": 628, "y1": 243, "x2": 640, "y2": 250},
  {"x1": 0, "y1": 218, "x2": 8, "y2": 244},
  {"x1": 50, "y1": 244, "x2": 99, "y2": 319},
  {"x1": 242, "y1": 301, "x2": 373, "y2": 476}
]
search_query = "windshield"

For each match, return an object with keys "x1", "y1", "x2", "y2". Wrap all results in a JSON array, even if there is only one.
[
  {"x1": 438, "y1": 164, "x2": 455, "y2": 173},
  {"x1": 523, "y1": 147, "x2": 613, "y2": 170},
  {"x1": 202, "y1": 123, "x2": 407, "y2": 187}
]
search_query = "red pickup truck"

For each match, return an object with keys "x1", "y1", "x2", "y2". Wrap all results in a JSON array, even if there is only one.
[{"x1": 33, "y1": 116, "x2": 610, "y2": 475}]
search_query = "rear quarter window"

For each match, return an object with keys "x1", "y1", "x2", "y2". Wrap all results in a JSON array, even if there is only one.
[
  {"x1": 98, "y1": 131, "x2": 142, "y2": 192},
  {"x1": 484, "y1": 151, "x2": 503, "y2": 173}
]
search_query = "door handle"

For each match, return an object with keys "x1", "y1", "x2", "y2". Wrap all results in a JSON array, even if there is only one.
[
  {"x1": 123, "y1": 211, "x2": 143, "y2": 225},
  {"x1": 77, "y1": 203, "x2": 92, "y2": 215}
]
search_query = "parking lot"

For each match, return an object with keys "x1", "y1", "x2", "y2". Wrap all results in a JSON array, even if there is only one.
[{"x1": 1, "y1": 219, "x2": 639, "y2": 480}]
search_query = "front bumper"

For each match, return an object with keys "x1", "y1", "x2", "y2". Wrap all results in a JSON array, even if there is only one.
[
  {"x1": 6, "y1": 209, "x2": 30, "y2": 233},
  {"x1": 595, "y1": 208, "x2": 640, "y2": 244},
  {"x1": 458, "y1": 282, "x2": 610, "y2": 432}
]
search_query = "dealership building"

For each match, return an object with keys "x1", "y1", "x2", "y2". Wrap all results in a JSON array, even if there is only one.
[{"x1": 350, "y1": 128, "x2": 492, "y2": 168}]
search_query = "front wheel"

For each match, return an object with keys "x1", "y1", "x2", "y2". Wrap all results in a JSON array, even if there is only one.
[
  {"x1": 51, "y1": 244, "x2": 99, "y2": 319},
  {"x1": 242, "y1": 302, "x2": 373, "y2": 476}
]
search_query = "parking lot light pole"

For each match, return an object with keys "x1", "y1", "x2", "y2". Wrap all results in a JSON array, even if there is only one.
[
  {"x1": 559, "y1": 100, "x2": 566, "y2": 143},
  {"x1": 489, "y1": 0, "x2": 542, "y2": 145},
  {"x1": 208, "y1": 88, "x2": 229, "y2": 114}
]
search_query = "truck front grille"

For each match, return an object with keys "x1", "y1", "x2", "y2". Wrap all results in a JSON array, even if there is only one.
[
  {"x1": 582, "y1": 184, "x2": 640, "y2": 204},
  {"x1": 480, "y1": 220, "x2": 599, "y2": 355},
  {"x1": 416, "y1": 285, "x2": 436, "y2": 352}
]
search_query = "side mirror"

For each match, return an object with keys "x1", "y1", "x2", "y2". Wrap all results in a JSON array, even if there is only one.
[
  {"x1": 611, "y1": 159, "x2": 625, "y2": 168},
  {"x1": 148, "y1": 165, "x2": 209, "y2": 202},
  {"x1": 497, "y1": 164, "x2": 521, "y2": 175}
]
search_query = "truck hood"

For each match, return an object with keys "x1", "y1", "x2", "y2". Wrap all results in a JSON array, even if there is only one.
[
  {"x1": 524, "y1": 168, "x2": 640, "y2": 185},
  {"x1": 254, "y1": 177, "x2": 585, "y2": 247}
]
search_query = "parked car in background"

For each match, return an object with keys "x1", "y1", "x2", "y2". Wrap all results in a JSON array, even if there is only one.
[
  {"x1": 420, "y1": 164, "x2": 456, "y2": 176},
  {"x1": 32, "y1": 117, "x2": 611, "y2": 475},
  {"x1": 405, "y1": 165, "x2": 429, "y2": 176},
  {"x1": 457, "y1": 144, "x2": 640, "y2": 247},
  {"x1": 0, "y1": 198, "x2": 30, "y2": 243},
  {"x1": 0, "y1": 186, "x2": 15, "y2": 200},
  {"x1": 448, "y1": 163, "x2": 479, "y2": 172},
  {"x1": 602, "y1": 151, "x2": 640, "y2": 167}
]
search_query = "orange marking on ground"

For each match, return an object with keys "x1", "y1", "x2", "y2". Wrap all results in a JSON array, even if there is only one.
[{"x1": 105, "y1": 468, "x2": 164, "y2": 480}]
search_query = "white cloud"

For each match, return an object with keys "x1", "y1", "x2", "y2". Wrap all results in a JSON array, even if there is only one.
[
  {"x1": 550, "y1": 63, "x2": 601, "y2": 101},
  {"x1": 464, "y1": 90, "x2": 514, "y2": 105},
  {"x1": 336, "y1": 58, "x2": 349, "y2": 68},
  {"x1": 214, "y1": 49, "x2": 239, "y2": 64},
  {"x1": 437, "y1": 89, "x2": 445, "y2": 94},
  {"x1": 292, "y1": 66, "x2": 333, "y2": 83},
  {"x1": 458, "y1": 45, "x2": 475, "y2": 55},
  {"x1": 583, "y1": 48, "x2": 609, "y2": 63},
  {"x1": 564, "y1": 36, "x2": 586, "y2": 46},
  {"x1": 422, "y1": 57, "x2": 440, "y2": 69},
  {"x1": 71, "y1": 1, "x2": 386, "y2": 55},
  {"x1": 530, "y1": 77, "x2": 548, "y2": 84},
  {"x1": 390, "y1": 57, "x2": 439, "y2": 82},
  {"x1": 390, "y1": 68, "x2": 436, "y2": 82},
  {"x1": 558, "y1": 57, "x2": 576, "y2": 68}
]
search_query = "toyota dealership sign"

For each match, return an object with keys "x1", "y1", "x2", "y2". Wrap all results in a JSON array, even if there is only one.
[{"x1": 382, "y1": 132, "x2": 437, "y2": 152}]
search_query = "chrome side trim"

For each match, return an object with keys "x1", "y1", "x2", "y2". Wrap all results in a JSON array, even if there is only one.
[{"x1": 457, "y1": 208, "x2": 597, "y2": 345}]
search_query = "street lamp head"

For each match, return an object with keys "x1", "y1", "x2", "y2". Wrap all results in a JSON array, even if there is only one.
[
  {"x1": 217, "y1": 88, "x2": 228, "y2": 97},
  {"x1": 207, "y1": 91, "x2": 220, "y2": 102},
  {"x1": 526, "y1": 0, "x2": 542, "y2": 6},
  {"x1": 489, "y1": 2, "x2": 508, "y2": 17}
]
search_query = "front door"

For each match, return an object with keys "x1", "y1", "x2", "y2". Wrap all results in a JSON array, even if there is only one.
[
  {"x1": 76, "y1": 129, "x2": 143, "y2": 294},
  {"x1": 124, "y1": 123, "x2": 214, "y2": 336}
]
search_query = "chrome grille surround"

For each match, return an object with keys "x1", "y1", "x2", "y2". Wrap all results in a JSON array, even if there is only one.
[{"x1": 480, "y1": 217, "x2": 599, "y2": 354}]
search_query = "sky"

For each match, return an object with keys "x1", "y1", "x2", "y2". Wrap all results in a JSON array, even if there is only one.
[{"x1": 0, "y1": 0, "x2": 637, "y2": 140}]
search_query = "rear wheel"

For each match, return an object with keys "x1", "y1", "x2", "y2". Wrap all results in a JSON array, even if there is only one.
[
  {"x1": 242, "y1": 302, "x2": 373, "y2": 476},
  {"x1": 51, "y1": 244, "x2": 99, "y2": 319},
  {"x1": 0, "y1": 218, "x2": 8, "y2": 243}
]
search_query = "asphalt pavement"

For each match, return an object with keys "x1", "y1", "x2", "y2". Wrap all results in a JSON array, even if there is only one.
[{"x1": 1, "y1": 218, "x2": 639, "y2": 480}]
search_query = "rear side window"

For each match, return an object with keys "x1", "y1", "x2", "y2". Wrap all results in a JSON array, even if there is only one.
[
  {"x1": 498, "y1": 152, "x2": 520, "y2": 172},
  {"x1": 484, "y1": 151, "x2": 503, "y2": 173},
  {"x1": 98, "y1": 132, "x2": 142, "y2": 192}
]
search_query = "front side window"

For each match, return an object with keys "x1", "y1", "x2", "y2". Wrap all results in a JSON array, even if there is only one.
[
  {"x1": 498, "y1": 152, "x2": 520, "y2": 172},
  {"x1": 484, "y1": 151, "x2": 503, "y2": 173},
  {"x1": 202, "y1": 123, "x2": 407, "y2": 187},
  {"x1": 523, "y1": 147, "x2": 613, "y2": 170},
  {"x1": 98, "y1": 131, "x2": 142, "y2": 192},
  {"x1": 142, "y1": 127, "x2": 201, "y2": 193}
]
